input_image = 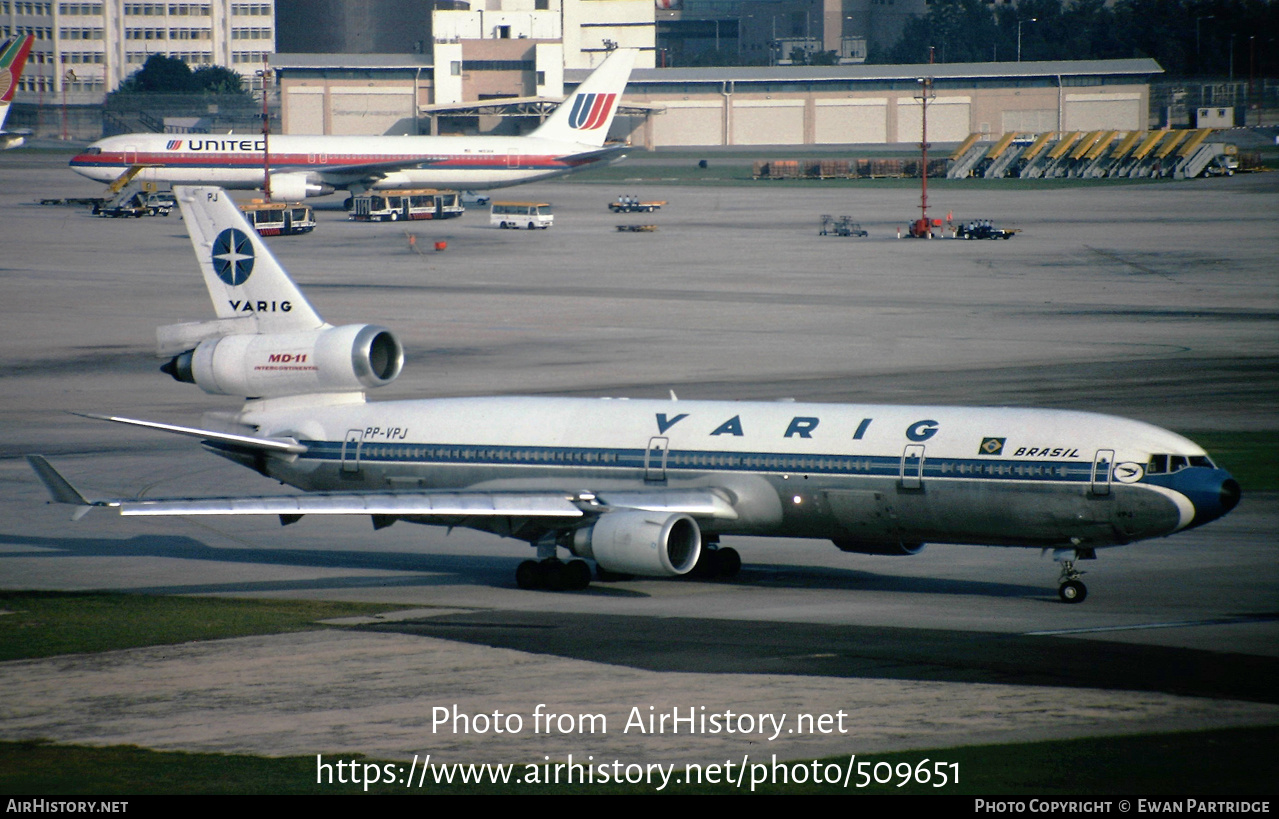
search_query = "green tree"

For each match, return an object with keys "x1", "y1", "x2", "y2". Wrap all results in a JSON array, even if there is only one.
[
  {"x1": 126, "y1": 54, "x2": 194, "y2": 93},
  {"x1": 191, "y1": 65, "x2": 245, "y2": 95}
]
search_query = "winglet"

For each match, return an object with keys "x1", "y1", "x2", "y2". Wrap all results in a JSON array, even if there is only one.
[{"x1": 26, "y1": 455, "x2": 98, "y2": 520}]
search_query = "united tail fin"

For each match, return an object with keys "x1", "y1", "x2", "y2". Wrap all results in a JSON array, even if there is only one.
[
  {"x1": 173, "y1": 186, "x2": 325, "y2": 334},
  {"x1": 530, "y1": 48, "x2": 635, "y2": 147}
]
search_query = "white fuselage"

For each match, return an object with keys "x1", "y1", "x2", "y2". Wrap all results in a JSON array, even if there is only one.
[
  {"x1": 71, "y1": 133, "x2": 615, "y2": 192},
  {"x1": 223, "y1": 394, "x2": 1232, "y2": 550}
]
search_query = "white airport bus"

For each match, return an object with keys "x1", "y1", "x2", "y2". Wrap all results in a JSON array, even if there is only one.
[
  {"x1": 350, "y1": 189, "x2": 464, "y2": 222},
  {"x1": 239, "y1": 201, "x2": 317, "y2": 236},
  {"x1": 490, "y1": 201, "x2": 553, "y2": 230}
]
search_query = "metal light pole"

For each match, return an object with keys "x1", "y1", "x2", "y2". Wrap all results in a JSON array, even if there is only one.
[
  {"x1": 257, "y1": 57, "x2": 272, "y2": 201},
  {"x1": 1196, "y1": 15, "x2": 1215, "y2": 74},
  {"x1": 1017, "y1": 17, "x2": 1036, "y2": 62}
]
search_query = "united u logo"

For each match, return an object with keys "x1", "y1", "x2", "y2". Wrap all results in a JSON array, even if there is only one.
[{"x1": 568, "y1": 93, "x2": 616, "y2": 130}]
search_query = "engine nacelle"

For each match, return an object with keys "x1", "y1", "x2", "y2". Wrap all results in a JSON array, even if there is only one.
[
  {"x1": 572, "y1": 511, "x2": 702, "y2": 576},
  {"x1": 268, "y1": 172, "x2": 333, "y2": 201},
  {"x1": 832, "y1": 538, "x2": 926, "y2": 556},
  {"x1": 164, "y1": 324, "x2": 403, "y2": 398}
]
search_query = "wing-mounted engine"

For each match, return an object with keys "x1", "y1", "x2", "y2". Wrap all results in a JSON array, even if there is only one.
[
  {"x1": 162, "y1": 323, "x2": 403, "y2": 398},
  {"x1": 268, "y1": 172, "x2": 334, "y2": 200},
  {"x1": 570, "y1": 510, "x2": 702, "y2": 576}
]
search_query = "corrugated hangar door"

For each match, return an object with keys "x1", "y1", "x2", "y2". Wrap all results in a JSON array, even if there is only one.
[
  {"x1": 896, "y1": 97, "x2": 971, "y2": 144},
  {"x1": 732, "y1": 99, "x2": 805, "y2": 145},
  {"x1": 815, "y1": 98, "x2": 888, "y2": 144},
  {"x1": 284, "y1": 88, "x2": 325, "y2": 134},
  {"x1": 1064, "y1": 93, "x2": 1142, "y2": 132},
  {"x1": 329, "y1": 87, "x2": 416, "y2": 136},
  {"x1": 652, "y1": 101, "x2": 723, "y2": 146}
]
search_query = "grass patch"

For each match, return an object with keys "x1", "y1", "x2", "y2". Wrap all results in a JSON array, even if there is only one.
[
  {"x1": 1181, "y1": 430, "x2": 1279, "y2": 493},
  {"x1": 1, "y1": 726, "x2": 1274, "y2": 794},
  {"x1": 0, "y1": 591, "x2": 396, "y2": 661}
]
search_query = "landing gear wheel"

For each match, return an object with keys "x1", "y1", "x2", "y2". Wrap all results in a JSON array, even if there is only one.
[
  {"x1": 565, "y1": 559, "x2": 592, "y2": 590},
  {"x1": 716, "y1": 547, "x2": 741, "y2": 578},
  {"x1": 343, "y1": 197, "x2": 354, "y2": 211},
  {"x1": 1059, "y1": 580, "x2": 1087, "y2": 604},
  {"x1": 516, "y1": 560, "x2": 543, "y2": 590}
]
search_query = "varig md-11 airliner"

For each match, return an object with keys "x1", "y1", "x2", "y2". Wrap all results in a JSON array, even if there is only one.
[
  {"x1": 29, "y1": 187, "x2": 1240, "y2": 602},
  {"x1": 68, "y1": 49, "x2": 634, "y2": 201}
]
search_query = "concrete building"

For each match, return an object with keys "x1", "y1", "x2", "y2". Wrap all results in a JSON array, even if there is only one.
[
  {"x1": 1, "y1": 0, "x2": 276, "y2": 104},
  {"x1": 589, "y1": 58, "x2": 1162, "y2": 148}
]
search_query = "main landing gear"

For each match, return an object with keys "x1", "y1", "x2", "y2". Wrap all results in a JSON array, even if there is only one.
[
  {"x1": 1054, "y1": 548, "x2": 1095, "y2": 604},
  {"x1": 516, "y1": 558, "x2": 592, "y2": 591},
  {"x1": 691, "y1": 544, "x2": 742, "y2": 579},
  {"x1": 514, "y1": 545, "x2": 743, "y2": 591}
]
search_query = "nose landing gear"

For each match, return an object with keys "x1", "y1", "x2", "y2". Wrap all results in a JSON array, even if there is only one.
[{"x1": 1054, "y1": 548, "x2": 1094, "y2": 603}]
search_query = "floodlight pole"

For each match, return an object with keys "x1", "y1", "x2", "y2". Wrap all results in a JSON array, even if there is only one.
[{"x1": 259, "y1": 56, "x2": 272, "y2": 202}]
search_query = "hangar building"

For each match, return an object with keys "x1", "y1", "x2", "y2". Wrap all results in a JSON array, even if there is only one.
[{"x1": 274, "y1": 56, "x2": 1161, "y2": 147}]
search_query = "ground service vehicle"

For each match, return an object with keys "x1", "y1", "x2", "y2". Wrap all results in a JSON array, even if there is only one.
[
  {"x1": 491, "y1": 202, "x2": 553, "y2": 229},
  {"x1": 349, "y1": 189, "x2": 463, "y2": 222},
  {"x1": 609, "y1": 196, "x2": 665, "y2": 213},
  {"x1": 92, "y1": 190, "x2": 174, "y2": 218},
  {"x1": 240, "y1": 201, "x2": 317, "y2": 236},
  {"x1": 955, "y1": 221, "x2": 1017, "y2": 240}
]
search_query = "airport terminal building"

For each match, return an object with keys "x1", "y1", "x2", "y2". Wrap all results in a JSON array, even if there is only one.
[{"x1": 274, "y1": 55, "x2": 1161, "y2": 147}]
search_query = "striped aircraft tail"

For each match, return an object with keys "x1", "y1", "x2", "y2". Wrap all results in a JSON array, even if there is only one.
[
  {"x1": 531, "y1": 48, "x2": 635, "y2": 147},
  {"x1": 0, "y1": 34, "x2": 35, "y2": 132}
]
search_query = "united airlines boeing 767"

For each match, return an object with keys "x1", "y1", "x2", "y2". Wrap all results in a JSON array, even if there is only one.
[
  {"x1": 28, "y1": 186, "x2": 1240, "y2": 602},
  {"x1": 68, "y1": 49, "x2": 634, "y2": 201}
]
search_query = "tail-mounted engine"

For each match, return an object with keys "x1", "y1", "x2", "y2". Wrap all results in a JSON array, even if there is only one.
[
  {"x1": 162, "y1": 324, "x2": 403, "y2": 398},
  {"x1": 571, "y1": 510, "x2": 702, "y2": 576}
]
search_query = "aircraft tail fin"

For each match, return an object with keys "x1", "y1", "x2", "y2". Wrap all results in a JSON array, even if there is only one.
[
  {"x1": 531, "y1": 48, "x2": 635, "y2": 147},
  {"x1": 0, "y1": 34, "x2": 35, "y2": 132},
  {"x1": 173, "y1": 186, "x2": 325, "y2": 334}
]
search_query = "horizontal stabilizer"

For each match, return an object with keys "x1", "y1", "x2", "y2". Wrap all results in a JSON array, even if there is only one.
[{"x1": 73, "y1": 412, "x2": 307, "y2": 454}]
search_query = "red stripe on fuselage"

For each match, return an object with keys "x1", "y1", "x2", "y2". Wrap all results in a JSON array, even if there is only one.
[{"x1": 69, "y1": 152, "x2": 572, "y2": 170}]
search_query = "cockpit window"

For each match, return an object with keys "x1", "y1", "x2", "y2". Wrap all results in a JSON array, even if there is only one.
[
  {"x1": 82, "y1": 147, "x2": 102, "y2": 155},
  {"x1": 1147, "y1": 453, "x2": 1215, "y2": 474}
]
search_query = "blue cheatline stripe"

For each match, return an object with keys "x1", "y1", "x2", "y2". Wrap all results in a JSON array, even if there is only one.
[{"x1": 297, "y1": 440, "x2": 1096, "y2": 484}]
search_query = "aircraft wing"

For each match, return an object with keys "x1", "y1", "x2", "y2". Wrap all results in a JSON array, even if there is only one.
[
  {"x1": 73, "y1": 413, "x2": 307, "y2": 454},
  {"x1": 27, "y1": 455, "x2": 739, "y2": 523},
  {"x1": 308, "y1": 156, "x2": 458, "y2": 188},
  {"x1": 305, "y1": 143, "x2": 627, "y2": 188},
  {"x1": 558, "y1": 143, "x2": 629, "y2": 165}
]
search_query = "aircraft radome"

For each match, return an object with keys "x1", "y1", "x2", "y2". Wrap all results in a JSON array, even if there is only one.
[
  {"x1": 29, "y1": 187, "x2": 1241, "y2": 603},
  {"x1": 68, "y1": 49, "x2": 635, "y2": 201}
]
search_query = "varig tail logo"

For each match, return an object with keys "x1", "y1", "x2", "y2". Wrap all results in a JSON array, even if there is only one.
[
  {"x1": 166, "y1": 139, "x2": 184, "y2": 150},
  {"x1": 212, "y1": 228, "x2": 255, "y2": 286},
  {"x1": 567, "y1": 92, "x2": 616, "y2": 130}
]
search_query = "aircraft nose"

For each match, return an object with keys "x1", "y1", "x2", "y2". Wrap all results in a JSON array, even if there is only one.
[{"x1": 1170, "y1": 468, "x2": 1241, "y2": 529}]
